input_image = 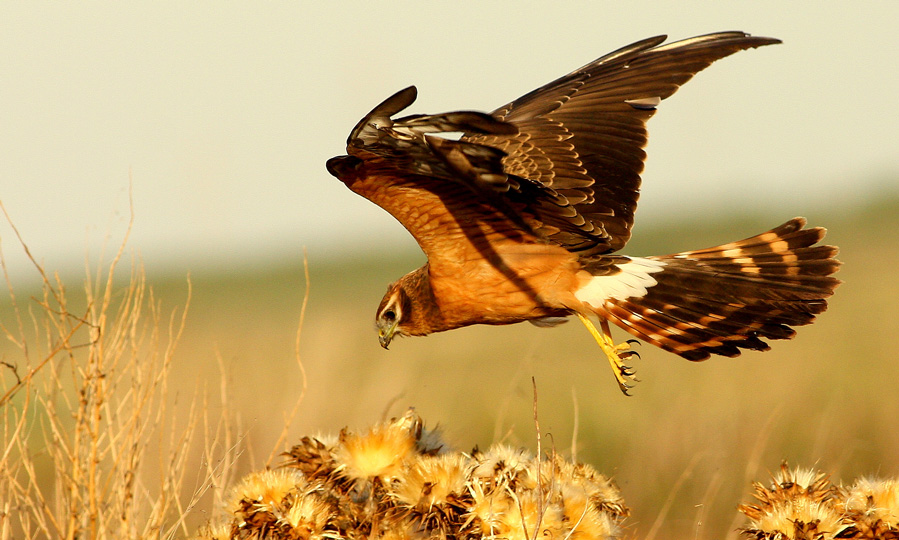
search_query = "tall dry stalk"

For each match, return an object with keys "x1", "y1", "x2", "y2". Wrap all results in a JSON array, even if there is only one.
[{"x1": 0, "y1": 201, "x2": 240, "y2": 539}]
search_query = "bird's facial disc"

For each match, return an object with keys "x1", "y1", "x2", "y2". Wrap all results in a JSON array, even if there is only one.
[{"x1": 376, "y1": 295, "x2": 402, "y2": 349}]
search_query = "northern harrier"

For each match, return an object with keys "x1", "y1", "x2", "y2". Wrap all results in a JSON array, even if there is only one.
[{"x1": 326, "y1": 32, "x2": 841, "y2": 394}]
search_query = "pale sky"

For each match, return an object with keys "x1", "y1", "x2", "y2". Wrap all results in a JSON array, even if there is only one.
[{"x1": 1, "y1": 2, "x2": 897, "y2": 281}]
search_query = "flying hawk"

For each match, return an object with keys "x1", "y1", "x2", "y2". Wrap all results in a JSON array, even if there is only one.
[{"x1": 326, "y1": 32, "x2": 841, "y2": 394}]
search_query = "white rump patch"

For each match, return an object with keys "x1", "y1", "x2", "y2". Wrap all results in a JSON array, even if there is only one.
[{"x1": 575, "y1": 257, "x2": 666, "y2": 308}]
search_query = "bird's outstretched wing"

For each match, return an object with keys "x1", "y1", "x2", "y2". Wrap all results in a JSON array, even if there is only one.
[
  {"x1": 464, "y1": 31, "x2": 781, "y2": 255},
  {"x1": 328, "y1": 86, "x2": 591, "y2": 272},
  {"x1": 327, "y1": 32, "x2": 781, "y2": 268}
]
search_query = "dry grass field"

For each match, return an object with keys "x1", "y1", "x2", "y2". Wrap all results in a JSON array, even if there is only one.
[{"x1": 2, "y1": 195, "x2": 898, "y2": 539}]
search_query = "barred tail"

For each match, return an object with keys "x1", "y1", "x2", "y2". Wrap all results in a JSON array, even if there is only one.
[{"x1": 591, "y1": 218, "x2": 841, "y2": 361}]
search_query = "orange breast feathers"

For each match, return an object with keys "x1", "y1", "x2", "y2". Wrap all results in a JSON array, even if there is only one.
[{"x1": 426, "y1": 242, "x2": 584, "y2": 329}]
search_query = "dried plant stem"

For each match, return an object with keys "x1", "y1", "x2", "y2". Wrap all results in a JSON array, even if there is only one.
[
  {"x1": 0, "y1": 194, "x2": 241, "y2": 539},
  {"x1": 266, "y1": 248, "x2": 310, "y2": 467}
]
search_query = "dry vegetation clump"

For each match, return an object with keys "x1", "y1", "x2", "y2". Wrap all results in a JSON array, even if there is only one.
[
  {"x1": 738, "y1": 463, "x2": 899, "y2": 539},
  {"x1": 0, "y1": 208, "x2": 240, "y2": 540},
  {"x1": 195, "y1": 409, "x2": 629, "y2": 540}
]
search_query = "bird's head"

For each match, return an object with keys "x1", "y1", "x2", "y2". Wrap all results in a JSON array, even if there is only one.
[{"x1": 375, "y1": 281, "x2": 412, "y2": 349}]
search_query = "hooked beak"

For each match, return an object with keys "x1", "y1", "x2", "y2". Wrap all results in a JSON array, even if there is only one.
[{"x1": 378, "y1": 320, "x2": 398, "y2": 349}]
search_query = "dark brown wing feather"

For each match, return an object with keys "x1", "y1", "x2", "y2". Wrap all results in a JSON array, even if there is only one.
[
  {"x1": 329, "y1": 86, "x2": 591, "y2": 269},
  {"x1": 328, "y1": 32, "x2": 781, "y2": 268},
  {"x1": 464, "y1": 31, "x2": 781, "y2": 254}
]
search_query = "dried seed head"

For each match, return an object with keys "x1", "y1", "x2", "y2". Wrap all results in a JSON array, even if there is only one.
[
  {"x1": 543, "y1": 455, "x2": 629, "y2": 519},
  {"x1": 284, "y1": 435, "x2": 338, "y2": 481},
  {"x1": 334, "y1": 417, "x2": 418, "y2": 482},
  {"x1": 224, "y1": 468, "x2": 311, "y2": 538},
  {"x1": 747, "y1": 501, "x2": 846, "y2": 540},
  {"x1": 464, "y1": 446, "x2": 626, "y2": 540},
  {"x1": 465, "y1": 479, "x2": 515, "y2": 535},
  {"x1": 841, "y1": 477, "x2": 899, "y2": 538},
  {"x1": 227, "y1": 468, "x2": 306, "y2": 517},
  {"x1": 280, "y1": 488, "x2": 333, "y2": 538},
  {"x1": 471, "y1": 444, "x2": 532, "y2": 488},
  {"x1": 739, "y1": 463, "x2": 848, "y2": 540},
  {"x1": 495, "y1": 489, "x2": 566, "y2": 540},
  {"x1": 557, "y1": 484, "x2": 620, "y2": 540},
  {"x1": 844, "y1": 477, "x2": 899, "y2": 523},
  {"x1": 773, "y1": 465, "x2": 836, "y2": 501},
  {"x1": 391, "y1": 453, "x2": 470, "y2": 510}
]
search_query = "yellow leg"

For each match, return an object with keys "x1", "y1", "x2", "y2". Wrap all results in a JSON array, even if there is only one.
[{"x1": 576, "y1": 313, "x2": 639, "y2": 395}]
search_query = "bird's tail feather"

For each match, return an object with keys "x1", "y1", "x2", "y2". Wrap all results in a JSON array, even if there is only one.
[{"x1": 598, "y1": 218, "x2": 841, "y2": 360}]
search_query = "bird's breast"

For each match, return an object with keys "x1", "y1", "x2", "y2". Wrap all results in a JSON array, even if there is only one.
[{"x1": 426, "y1": 243, "x2": 581, "y2": 330}]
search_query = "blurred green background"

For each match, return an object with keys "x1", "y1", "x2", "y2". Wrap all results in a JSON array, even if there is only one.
[{"x1": 8, "y1": 197, "x2": 893, "y2": 539}]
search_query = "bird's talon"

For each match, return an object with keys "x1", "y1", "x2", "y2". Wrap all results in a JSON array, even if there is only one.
[
  {"x1": 626, "y1": 339, "x2": 640, "y2": 347},
  {"x1": 576, "y1": 314, "x2": 642, "y2": 395}
]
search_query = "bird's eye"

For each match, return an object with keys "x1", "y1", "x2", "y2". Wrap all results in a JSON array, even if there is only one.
[{"x1": 383, "y1": 309, "x2": 396, "y2": 322}]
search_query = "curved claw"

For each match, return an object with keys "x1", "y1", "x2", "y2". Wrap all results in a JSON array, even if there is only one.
[
  {"x1": 575, "y1": 313, "x2": 643, "y2": 396},
  {"x1": 625, "y1": 339, "x2": 641, "y2": 347}
]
